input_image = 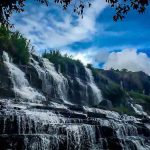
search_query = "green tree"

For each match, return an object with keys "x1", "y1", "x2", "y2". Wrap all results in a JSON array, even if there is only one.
[
  {"x1": 87, "y1": 63, "x2": 93, "y2": 69},
  {"x1": 0, "y1": 26, "x2": 30, "y2": 64},
  {"x1": 43, "y1": 50, "x2": 84, "y2": 73}
]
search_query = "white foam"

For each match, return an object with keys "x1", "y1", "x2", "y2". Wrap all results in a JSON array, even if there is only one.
[
  {"x1": 3, "y1": 51, "x2": 46, "y2": 103},
  {"x1": 85, "y1": 68, "x2": 102, "y2": 105}
]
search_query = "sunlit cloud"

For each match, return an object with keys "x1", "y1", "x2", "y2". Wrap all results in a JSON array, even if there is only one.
[
  {"x1": 103, "y1": 49, "x2": 150, "y2": 75},
  {"x1": 61, "y1": 47, "x2": 110, "y2": 67}
]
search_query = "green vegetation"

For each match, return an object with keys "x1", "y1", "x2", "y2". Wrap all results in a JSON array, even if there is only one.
[
  {"x1": 0, "y1": 26, "x2": 30, "y2": 64},
  {"x1": 102, "y1": 82, "x2": 125, "y2": 105},
  {"x1": 85, "y1": 66, "x2": 126, "y2": 106},
  {"x1": 43, "y1": 50, "x2": 84, "y2": 74},
  {"x1": 86, "y1": 63, "x2": 93, "y2": 69},
  {"x1": 129, "y1": 91, "x2": 150, "y2": 104}
]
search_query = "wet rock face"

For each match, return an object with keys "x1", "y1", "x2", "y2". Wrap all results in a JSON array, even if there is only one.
[
  {"x1": 100, "y1": 69, "x2": 150, "y2": 95},
  {"x1": 0, "y1": 62, "x2": 14, "y2": 98},
  {"x1": 28, "y1": 54, "x2": 102, "y2": 106},
  {"x1": 0, "y1": 101, "x2": 150, "y2": 150},
  {"x1": 20, "y1": 65, "x2": 43, "y2": 91}
]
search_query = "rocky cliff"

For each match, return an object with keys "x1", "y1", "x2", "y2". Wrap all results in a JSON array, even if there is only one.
[{"x1": 0, "y1": 51, "x2": 150, "y2": 150}]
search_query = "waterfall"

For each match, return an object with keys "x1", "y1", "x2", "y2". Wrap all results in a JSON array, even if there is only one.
[
  {"x1": 131, "y1": 104, "x2": 148, "y2": 116},
  {"x1": 42, "y1": 58, "x2": 68, "y2": 101},
  {"x1": 30, "y1": 56, "x2": 68, "y2": 102},
  {"x1": 2, "y1": 51, "x2": 46, "y2": 103},
  {"x1": 1, "y1": 52, "x2": 150, "y2": 150},
  {"x1": 85, "y1": 68, "x2": 102, "y2": 105},
  {"x1": 0, "y1": 101, "x2": 150, "y2": 150},
  {"x1": 30, "y1": 55, "x2": 103, "y2": 106}
]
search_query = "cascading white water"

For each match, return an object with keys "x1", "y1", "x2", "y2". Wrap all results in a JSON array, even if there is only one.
[
  {"x1": 30, "y1": 55, "x2": 103, "y2": 106},
  {"x1": 85, "y1": 68, "x2": 102, "y2": 105},
  {"x1": 2, "y1": 51, "x2": 46, "y2": 103},
  {"x1": 131, "y1": 104, "x2": 148, "y2": 116},
  {"x1": 66, "y1": 124, "x2": 106, "y2": 150},
  {"x1": 1, "y1": 52, "x2": 150, "y2": 150},
  {"x1": 42, "y1": 58, "x2": 68, "y2": 101},
  {"x1": 30, "y1": 57, "x2": 69, "y2": 102}
]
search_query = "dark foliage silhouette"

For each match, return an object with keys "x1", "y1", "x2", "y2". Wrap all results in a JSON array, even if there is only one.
[{"x1": 0, "y1": 0, "x2": 149, "y2": 26}]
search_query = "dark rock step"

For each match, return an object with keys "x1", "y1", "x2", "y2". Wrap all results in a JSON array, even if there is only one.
[
  {"x1": 0, "y1": 111, "x2": 149, "y2": 137},
  {"x1": 1, "y1": 134, "x2": 149, "y2": 150},
  {"x1": 0, "y1": 118, "x2": 143, "y2": 139},
  {"x1": 65, "y1": 104, "x2": 85, "y2": 112},
  {"x1": 28, "y1": 105, "x2": 107, "y2": 119},
  {"x1": 87, "y1": 111, "x2": 106, "y2": 118},
  {"x1": 5, "y1": 105, "x2": 88, "y2": 120},
  {"x1": 107, "y1": 137, "x2": 150, "y2": 150},
  {"x1": 0, "y1": 134, "x2": 110, "y2": 150}
]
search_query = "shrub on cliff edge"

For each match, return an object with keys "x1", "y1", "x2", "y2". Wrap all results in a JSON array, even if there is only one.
[
  {"x1": 42, "y1": 50, "x2": 84, "y2": 74},
  {"x1": 0, "y1": 26, "x2": 30, "y2": 64}
]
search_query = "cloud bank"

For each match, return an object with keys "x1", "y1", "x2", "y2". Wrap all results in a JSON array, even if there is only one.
[
  {"x1": 103, "y1": 49, "x2": 150, "y2": 75},
  {"x1": 12, "y1": 0, "x2": 107, "y2": 53}
]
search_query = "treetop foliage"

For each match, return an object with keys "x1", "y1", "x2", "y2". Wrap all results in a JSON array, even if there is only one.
[
  {"x1": 0, "y1": 26, "x2": 30, "y2": 64},
  {"x1": 43, "y1": 50, "x2": 73, "y2": 59},
  {"x1": 42, "y1": 50, "x2": 83, "y2": 74},
  {"x1": 0, "y1": 0, "x2": 149, "y2": 27}
]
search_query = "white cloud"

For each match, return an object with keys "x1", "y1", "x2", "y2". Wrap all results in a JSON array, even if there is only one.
[
  {"x1": 61, "y1": 47, "x2": 110, "y2": 67},
  {"x1": 103, "y1": 49, "x2": 150, "y2": 75},
  {"x1": 12, "y1": 0, "x2": 107, "y2": 53},
  {"x1": 61, "y1": 48, "x2": 96, "y2": 65}
]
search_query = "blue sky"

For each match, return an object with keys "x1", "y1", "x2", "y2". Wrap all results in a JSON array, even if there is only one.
[{"x1": 12, "y1": 0, "x2": 150, "y2": 74}]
